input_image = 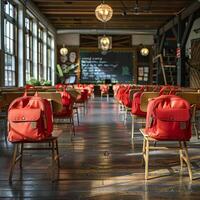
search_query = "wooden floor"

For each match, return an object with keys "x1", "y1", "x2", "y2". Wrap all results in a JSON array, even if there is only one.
[{"x1": 0, "y1": 97, "x2": 200, "y2": 199}]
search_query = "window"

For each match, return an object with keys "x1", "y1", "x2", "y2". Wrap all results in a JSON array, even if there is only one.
[
  {"x1": 25, "y1": 15, "x2": 33, "y2": 82},
  {"x1": 38, "y1": 25, "x2": 44, "y2": 80},
  {"x1": 47, "y1": 34, "x2": 52, "y2": 81},
  {"x1": 4, "y1": 1, "x2": 17, "y2": 86}
]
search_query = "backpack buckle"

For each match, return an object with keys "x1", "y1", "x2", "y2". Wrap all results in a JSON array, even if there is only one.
[{"x1": 180, "y1": 122, "x2": 187, "y2": 130}]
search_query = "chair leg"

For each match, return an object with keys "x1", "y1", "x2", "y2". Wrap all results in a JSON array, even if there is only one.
[
  {"x1": 118, "y1": 104, "x2": 121, "y2": 112},
  {"x1": 9, "y1": 144, "x2": 19, "y2": 183},
  {"x1": 20, "y1": 143, "x2": 24, "y2": 169},
  {"x1": 107, "y1": 94, "x2": 109, "y2": 102},
  {"x1": 141, "y1": 137, "x2": 146, "y2": 166},
  {"x1": 84, "y1": 102, "x2": 87, "y2": 114},
  {"x1": 73, "y1": 107, "x2": 79, "y2": 126},
  {"x1": 182, "y1": 141, "x2": 193, "y2": 181},
  {"x1": 55, "y1": 140, "x2": 60, "y2": 168},
  {"x1": 76, "y1": 108, "x2": 80, "y2": 125},
  {"x1": 51, "y1": 141, "x2": 55, "y2": 182},
  {"x1": 193, "y1": 123, "x2": 199, "y2": 140},
  {"x1": 124, "y1": 109, "x2": 127, "y2": 125},
  {"x1": 131, "y1": 115, "x2": 135, "y2": 139},
  {"x1": 70, "y1": 117, "x2": 75, "y2": 136},
  {"x1": 4, "y1": 119, "x2": 7, "y2": 144},
  {"x1": 179, "y1": 142, "x2": 184, "y2": 173},
  {"x1": 145, "y1": 139, "x2": 149, "y2": 180}
]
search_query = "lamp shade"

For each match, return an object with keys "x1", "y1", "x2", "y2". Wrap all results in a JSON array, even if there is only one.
[
  {"x1": 99, "y1": 36, "x2": 111, "y2": 51},
  {"x1": 60, "y1": 46, "x2": 68, "y2": 56},
  {"x1": 95, "y1": 3, "x2": 113, "y2": 22},
  {"x1": 140, "y1": 47, "x2": 149, "y2": 56}
]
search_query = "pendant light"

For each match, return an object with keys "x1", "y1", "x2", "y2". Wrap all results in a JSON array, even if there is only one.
[
  {"x1": 99, "y1": 35, "x2": 112, "y2": 51},
  {"x1": 140, "y1": 47, "x2": 149, "y2": 56},
  {"x1": 95, "y1": 1, "x2": 113, "y2": 22},
  {"x1": 60, "y1": 44, "x2": 68, "y2": 56}
]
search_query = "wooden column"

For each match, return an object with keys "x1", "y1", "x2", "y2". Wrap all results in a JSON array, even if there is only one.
[
  {"x1": 156, "y1": 33, "x2": 166, "y2": 84},
  {"x1": 0, "y1": 0, "x2": 4, "y2": 87},
  {"x1": 177, "y1": 14, "x2": 194, "y2": 86}
]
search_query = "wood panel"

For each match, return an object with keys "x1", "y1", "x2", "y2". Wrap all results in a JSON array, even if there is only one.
[
  {"x1": 1, "y1": 98, "x2": 200, "y2": 199},
  {"x1": 191, "y1": 39, "x2": 200, "y2": 68},
  {"x1": 80, "y1": 35, "x2": 132, "y2": 48},
  {"x1": 31, "y1": 0, "x2": 194, "y2": 30},
  {"x1": 190, "y1": 39, "x2": 200, "y2": 88}
]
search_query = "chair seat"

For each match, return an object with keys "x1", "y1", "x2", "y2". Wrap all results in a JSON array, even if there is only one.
[
  {"x1": 11, "y1": 136, "x2": 58, "y2": 144},
  {"x1": 140, "y1": 128, "x2": 190, "y2": 142}
]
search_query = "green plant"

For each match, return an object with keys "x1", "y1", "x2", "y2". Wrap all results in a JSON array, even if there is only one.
[
  {"x1": 27, "y1": 78, "x2": 52, "y2": 86},
  {"x1": 63, "y1": 63, "x2": 78, "y2": 75},
  {"x1": 41, "y1": 80, "x2": 52, "y2": 86},
  {"x1": 27, "y1": 77, "x2": 41, "y2": 86}
]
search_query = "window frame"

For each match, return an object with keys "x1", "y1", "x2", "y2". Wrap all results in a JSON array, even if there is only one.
[
  {"x1": 3, "y1": 0, "x2": 18, "y2": 87},
  {"x1": 37, "y1": 24, "x2": 44, "y2": 81},
  {"x1": 47, "y1": 33, "x2": 52, "y2": 81},
  {"x1": 25, "y1": 13, "x2": 34, "y2": 82}
]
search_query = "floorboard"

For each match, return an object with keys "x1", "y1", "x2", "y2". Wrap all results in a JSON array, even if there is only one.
[{"x1": 0, "y1": 97, "x2": 200, "y2": 199}]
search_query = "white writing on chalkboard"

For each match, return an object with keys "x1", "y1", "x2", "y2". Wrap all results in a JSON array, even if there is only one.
[{"x1": 80, "y1": 52, "x2": 134, "y2": 83}]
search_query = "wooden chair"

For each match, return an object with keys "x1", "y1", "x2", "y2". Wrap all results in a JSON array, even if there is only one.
[
  {"x1": 176, "y1": 92, "x2": 200, "y2": 139},
  {"x1": 131, "y1": 92, "x2": 159, "y2": 140},
  {"x1": 123, "y1": 89, "x2": 139, "y2": 124},
  {"x1": 38, "y1": 92, "x2": 76, "y2": 136},
  {"x1": 74, "y1": 89, "x2": 88, "y2": 115},
  {"x1": 9, "y1": 133, "x2": 61, "y2": 183},
  {"x1": 140, "y1": 128, "x2": 192, "y2": 180},
  {"x1": 140, "y1": 92, "x2": 160, "y2": 113},
  {"x1": 100, "y1": 84, "x2": 109, "y2": 102}
]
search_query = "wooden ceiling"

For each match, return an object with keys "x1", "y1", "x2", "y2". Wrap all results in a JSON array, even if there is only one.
[{"x1": 32, "y1": 0, "x2": 195, "y2": 30}]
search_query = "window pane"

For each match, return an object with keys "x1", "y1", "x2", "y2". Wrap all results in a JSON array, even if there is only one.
[
  {"x1": 25, "y1": 15, "x2": 33, "y2": 81},
  {"x1": 4, "y1": 2, "x2": 17, "y2": 86}
]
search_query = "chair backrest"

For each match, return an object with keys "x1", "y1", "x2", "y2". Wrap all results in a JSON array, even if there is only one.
[
  {"x1": 1, "y1": 92, "x2": 26, "y2": 108},
  {"x1": 176, "y1": 92, "x2": 200, "y2": 105},
  {"x1": 140, "y1": 92, "x2": 159, "y2": 112},
  {"x1": 38, "y1": 92, "x2": 63, "y2": 113},
  {"x1": 129, "y1": 89, "x2": 140, "y2": 101},
  {"x1": 66, "y1": 89, "x2": 81, "y2": 100}
]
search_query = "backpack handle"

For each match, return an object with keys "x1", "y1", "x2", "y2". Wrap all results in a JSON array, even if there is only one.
[
  {"x1": 24, "y1": 84, "x2": 35, "y2": 96},
  {"x1": 159, "y1": 86, "x2": 173, "y2": 96},
  {"x1": 139, "y1": 85, "x2": 145, "y2": 92}
]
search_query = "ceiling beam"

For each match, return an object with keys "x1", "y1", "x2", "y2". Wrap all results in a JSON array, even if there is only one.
[
  {"x1": 57, "y1": 29, "x2": 156, "y2": 35},
  {"x1": 158, "y1": 1, "x2": 200, "y2": 36}
]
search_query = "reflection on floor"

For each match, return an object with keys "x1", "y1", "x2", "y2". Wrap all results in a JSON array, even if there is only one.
[{"x1": 0, "y1": 97, "x2": 200, "y2": 199}]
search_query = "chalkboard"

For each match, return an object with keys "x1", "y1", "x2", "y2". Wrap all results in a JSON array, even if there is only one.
[{"x1": 80, "y1": 51, "x2": 133, "y2": 83}]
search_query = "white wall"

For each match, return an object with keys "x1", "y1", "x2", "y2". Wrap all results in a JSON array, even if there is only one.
[
  {"x1": 132, "y1": 34, "x2": 154, "y2": 45},
  {"x1": 186, "y1": 17, "x2": 200, "y2": 58},
  {"x1": 57, "y1": 34, "x2": 80, "y2": 46},
  {"x1": 56, "y1": 33, "x2": 154, "y2": 46}
]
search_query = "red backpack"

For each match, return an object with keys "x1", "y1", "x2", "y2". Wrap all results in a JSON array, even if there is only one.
[
  {"x1": 131, "y1": 86, "x2": 146, "y2": 117},
  {"x1": 8, "y1": 93, "x2": 53, "y2": 142},
  {"x1": 145, "y1": 95, "x2": 191, "y2": 141},
  {"x1": 122, "y1": 86, "x2": 132, "y2": 108},
  {"x1": 54, "y1": 86, "x2": 74, "y2": 117},
  {"x1": 116, "y1": 86, "x2": 127, "y2": 102}
]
